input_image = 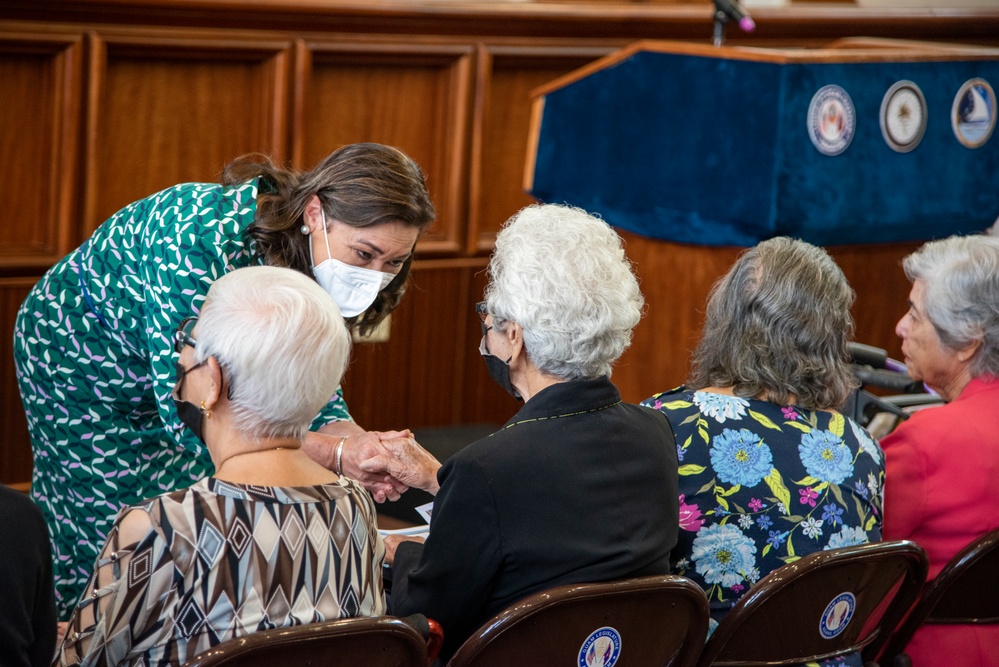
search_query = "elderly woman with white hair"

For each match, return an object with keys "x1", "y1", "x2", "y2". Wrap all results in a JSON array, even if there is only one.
[
  {"x1": 55, "y1": 266, "x2": 385, "y2": 667},
  {"x1": 881, "y1": 234, "x2": 999, "y2": 667},
  {"x1": 378, "y1": 204, "x2": 679, "y2": 662}
]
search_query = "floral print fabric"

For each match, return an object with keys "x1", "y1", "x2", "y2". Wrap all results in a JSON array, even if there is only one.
[{"x1": 642, "y1": 388, "x2": 884, "y2": 620}]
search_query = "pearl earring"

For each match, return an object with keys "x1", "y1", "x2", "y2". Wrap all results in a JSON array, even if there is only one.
[{"x1": 300, "y1": 224, "x2": 310, "y2": 235}]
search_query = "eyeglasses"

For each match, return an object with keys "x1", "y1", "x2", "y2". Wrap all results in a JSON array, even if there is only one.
[
  {"x1": 173, "y1": 316, "x2": 205, "y2": 397},
  {"x1": 174, "y1": 316, "x2": 198, "y2": 354},
  {"x1": 475, "y1": 301, "x2": 490, "y2": 336},
  {"x1": 174, "y1": 358, "x2": 207, "y2": 396}
]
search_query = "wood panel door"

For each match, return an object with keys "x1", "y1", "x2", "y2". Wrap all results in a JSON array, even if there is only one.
[
  {"x1": 83, "y1": 32, "x2": 291, "y2": 235},
  {"x1": 0, "y1": 32, "x2": 83, "y2": 271},
  {"x1": 1, "y1": 278, "x2": 38, "y2": 486},
  {"x1": 297, "y1": 39, "x2": 475, "y2": 256}
]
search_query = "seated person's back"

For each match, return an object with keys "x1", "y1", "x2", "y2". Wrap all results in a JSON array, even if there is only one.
[
  {"x1": 881, "y1": 234, "x2": 999, "y2": 667},
  {"x1": 384, "y1": 204, "x2": 680, "y2": 661},
  {"x1": 642, "y1": 238, "x2": 884, "y2": 664},
  {"x1": 55, "y1": 266, "x2": 385, "y2": 666},
  {"x1": 0, "y1": 484, "x2": 56, "y2": 667}
]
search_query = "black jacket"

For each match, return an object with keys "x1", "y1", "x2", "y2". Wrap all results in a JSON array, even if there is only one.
[
  {"x1": 391, "y1": 376, "x2": 679, "y2": 661},
  {"x1": 0, "y1": 484, "x2": 56, "y2": 667}
]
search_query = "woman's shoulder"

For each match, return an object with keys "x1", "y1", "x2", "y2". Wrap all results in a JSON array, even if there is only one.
[
  {"x1": 145, "y1": 478, "x2": 376, "y2": 549},
  {"x1": 641, "y1": 386, "x2": 692, "y2": 408},
  {"x1": 86, "y1": 180, "x2": 256, "y2": 266},
  {"x1": 111, "y1": 181, "x2": 226, "y2": 216},
  {"x1": 110, "y1": 180, "x2": 257, "y2": 231},
  {"x1": 116, "y1": 506, "x2": 156, "y2": 546},
  {"x1": 151, "y1": 178, "x2": 256, "y2": 199},
  {"x1": 194, "y1": 476, "x2": 354, "y2": 502}
]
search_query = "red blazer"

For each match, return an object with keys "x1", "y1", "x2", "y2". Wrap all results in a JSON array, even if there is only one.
[{"x1": 883, "y1": 375, "x2": 999, "y2": 667}]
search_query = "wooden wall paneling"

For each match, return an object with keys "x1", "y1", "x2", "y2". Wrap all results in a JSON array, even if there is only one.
[
  {"x1": 612, "y1": 232, "x2": 742, "y2": 403},
  {"x1": 0, "y1": 31, "x2": 83, "y2": 271},
  {"x1": 829, "y1": 241, "x2": 921, "y2": 361},
  {"x1": 82, "y1": 31, "x2": 292, "y2": 235},
  {"x1": 3, "y1": 4, "x2": 999, "y2": 50},
  {"x1": 466, "y1": 42, "x2": 493, "y2": 256},
  {"x1": 298, "y1": 39, "x2": 475, "y2": 256},
  {"x1": 1, "y1": 278, "x2": 39, "y2": 486},
  {"x1": 467, "y1": 42, "x2": 615, "y2": 254},
  {"x1": 0, "y1": 2, "x2": 712, "y2": 42},
  {"x1": 290, "y1": 38, "x2": 311, "y2": 164}
]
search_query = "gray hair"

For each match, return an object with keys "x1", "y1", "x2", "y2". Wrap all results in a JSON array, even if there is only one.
[
  {"x1": 903, "y1": 234, "x2": 999, "y2": 378},
  {"x1": 485, "y1": 204, "x2": 643, "y2": 380},
  {"x1": 194, "y1": 265, "x2": 352, "y2": 440},
  {"x1": 689, "y1": 237, "x2": 857, "y2": 410}
]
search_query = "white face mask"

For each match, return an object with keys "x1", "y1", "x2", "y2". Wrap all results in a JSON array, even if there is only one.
[{"x1": 310, "y1": 210, "x2": 397, "y2": 318}]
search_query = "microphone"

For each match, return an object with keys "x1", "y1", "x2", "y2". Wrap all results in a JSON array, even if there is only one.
[
  {"x1": 852, "y1": 367, "x2": 924, "y2": 394},
  {"x1": 847, "y1": 342, "x2": 888, "y2": 369},
  {"x1": 847, "y1": 341, "x2": 918, "y2": 392},
  {"x1": 847, "y1": 341, "x2": 909, "y2": 373},
  {"x1": 714, "y1": 0, "x2": 756, "y2": 33},
  {"x1": 847, "y1": 341, "x2": 926, "y2": 394}
]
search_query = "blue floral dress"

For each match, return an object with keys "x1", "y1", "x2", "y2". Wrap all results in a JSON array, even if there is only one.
[{"x1": 642, "y1": 387, "x2": 884, "y2": 656}]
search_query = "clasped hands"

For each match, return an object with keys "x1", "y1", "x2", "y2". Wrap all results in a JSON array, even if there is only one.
[
  {"x1": 355, "y1": 429, "x2": 441, "y2": 565},
  {"x1": 308, "y1": 426, "x2": 441, "y2": 562},
  {"x1": 315, "y1": 428, "x2": 441, "y2": 502}
]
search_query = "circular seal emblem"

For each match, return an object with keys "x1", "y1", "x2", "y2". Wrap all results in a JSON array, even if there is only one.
[
  {"x1": 808, "y1": 85, "x2": 856, "y2": 156},
  {"x1": 578, "y1": 626, "x2": 622, "y2": 667},
  {"x1": 880, "y1": 80, "x2": 927, "y2": 153},
  {"x1": 819, "y1": 592, "x2": 856, "y2": 639},
  {"x1": 952, "y1": 78, "x2": 996, "y2": 149}
]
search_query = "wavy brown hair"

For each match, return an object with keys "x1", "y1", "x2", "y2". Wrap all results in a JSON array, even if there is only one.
[
  {"x1": 688, "y1": 237, "x2": 858, "y2": 410},
  {"x1": 221, "y1": 143, "x2": 436, "y2": 334}
]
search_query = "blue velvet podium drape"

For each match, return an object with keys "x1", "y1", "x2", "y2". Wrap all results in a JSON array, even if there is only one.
[{"x1": 527, "y1": 40, "x2": 999, "y2": 246}]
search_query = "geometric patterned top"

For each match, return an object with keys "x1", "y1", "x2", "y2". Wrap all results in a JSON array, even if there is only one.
[{"x1": 54, "y1": 476, "x2": 386, "y2": 666}]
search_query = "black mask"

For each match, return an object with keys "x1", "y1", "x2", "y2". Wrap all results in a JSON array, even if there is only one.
[
  {"x1": 173, "y1": 397, "x2": 207, "y2": 445},
  {"x1": 173, "y1": 357, "x2": 209, "y2": 445},
  {"x1": 480, "y1": 337, "x2": 522, "y2": 401}
]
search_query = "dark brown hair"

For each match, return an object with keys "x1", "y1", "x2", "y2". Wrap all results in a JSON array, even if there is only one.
[{"x1": 221, "y1": 143, "x2": 436, "y2": 334}]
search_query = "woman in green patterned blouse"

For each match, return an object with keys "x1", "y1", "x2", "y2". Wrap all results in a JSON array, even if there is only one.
[{"x1": 13, "y1": 142, "x2": 435, "y2": 619}]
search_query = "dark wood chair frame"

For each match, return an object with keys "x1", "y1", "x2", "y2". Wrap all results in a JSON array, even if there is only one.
[
  {"x1": 183, "y1": 615, "x2": 429, "y2": 667},
  {"x1": 446, "y1": 574, "x2": 710, "y2": 667},
  {"x1": 877, "y1": 527, "x2": 999, "y2": 666},
  {"x1": 695, "y1": 540, "x2": 928, "y2": 667}
]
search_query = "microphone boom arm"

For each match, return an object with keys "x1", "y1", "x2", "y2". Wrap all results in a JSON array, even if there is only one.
[{"x1": 712, "y1": 0, "x2": 756, "y2": 46}]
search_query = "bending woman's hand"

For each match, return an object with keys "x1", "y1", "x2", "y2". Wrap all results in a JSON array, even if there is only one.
[
  {"x1": 342, "y1": 430, "x2": 414, "y2": 502},
  {"x1": 304, "y1": 427, "x2": 409, "y2": 502},
  {"x1": 360, "y1": 432, "x2": 442, "y2": 496}
]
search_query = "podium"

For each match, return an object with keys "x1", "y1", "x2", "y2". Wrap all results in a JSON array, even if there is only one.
[{"x1": 526, "y1": 39, "x2": 999, "y2": 246}]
